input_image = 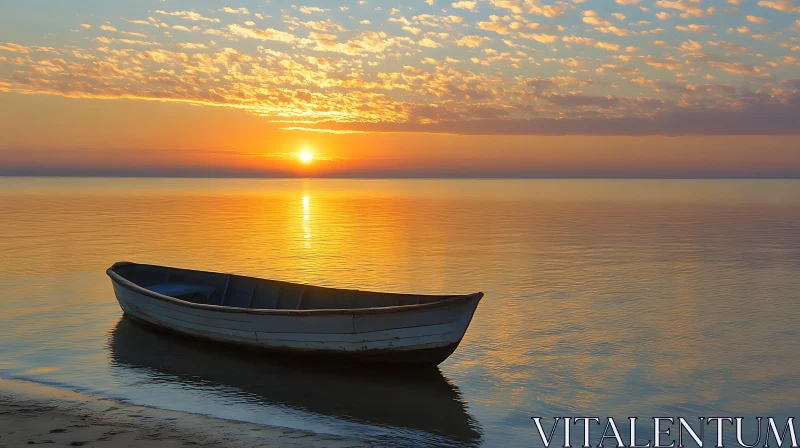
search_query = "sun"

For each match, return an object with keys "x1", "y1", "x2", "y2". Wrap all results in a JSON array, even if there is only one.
[{"x1": 299, "y1": 151, "x2": 313, "y2": 164}]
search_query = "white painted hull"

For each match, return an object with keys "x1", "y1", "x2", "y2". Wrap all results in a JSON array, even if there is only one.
[{"x1": 109, "y1": 269, "x2": 481, "y2": 365}]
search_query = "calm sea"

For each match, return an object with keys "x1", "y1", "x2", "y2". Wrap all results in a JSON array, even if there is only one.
[{"x1": 1, "y1": 178, "x2": 798, "y2": 448}]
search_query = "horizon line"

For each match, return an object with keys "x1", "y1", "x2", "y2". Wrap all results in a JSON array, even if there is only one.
[{"x1": 2, "y1": 174, "x2": 800, "y2": 181}]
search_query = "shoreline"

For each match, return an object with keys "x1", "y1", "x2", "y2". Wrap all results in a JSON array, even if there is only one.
[{"x1": 0, "y1": 378, "x2": 370, "y2": 447}]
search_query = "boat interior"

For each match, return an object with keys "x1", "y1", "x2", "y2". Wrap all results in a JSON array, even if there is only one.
[{"x1": 112, "y1": 263, "x2": 460, "y2": 310}]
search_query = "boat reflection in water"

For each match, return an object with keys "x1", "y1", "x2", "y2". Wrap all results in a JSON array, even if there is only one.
[{"x1": 108, "y1": 317, "x2": 482, "y2": 447}]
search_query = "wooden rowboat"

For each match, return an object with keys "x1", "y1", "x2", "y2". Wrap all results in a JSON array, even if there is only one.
[{"x1": 107, "y1": 262, "x2": 482, "y2": 365}]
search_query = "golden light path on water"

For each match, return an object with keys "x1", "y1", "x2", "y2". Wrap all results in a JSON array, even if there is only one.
[
  {"x1": 0, "y1": 178, "x2": 798, "y2": 447},
  {"x1": 303, "y1": 194, "x2": 311, "y2": 248}
]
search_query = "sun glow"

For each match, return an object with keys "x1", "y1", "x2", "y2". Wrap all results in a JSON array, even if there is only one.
[{"x1": 299, "y1": 151, "x2": 313, "y2": 164}]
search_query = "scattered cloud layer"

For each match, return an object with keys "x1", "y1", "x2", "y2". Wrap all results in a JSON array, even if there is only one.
[{"x1": 1, "y1": 0, "x2": 800, "y2": 135}]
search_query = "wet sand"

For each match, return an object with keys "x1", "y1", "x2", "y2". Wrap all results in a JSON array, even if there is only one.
[{"x1": 0, "y1": 379, "x2": 369, "y2": 447}]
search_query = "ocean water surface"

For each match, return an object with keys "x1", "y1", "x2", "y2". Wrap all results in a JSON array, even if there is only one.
[{"x1": 0, "y1": 178, "x2": 798, "y2": 447}]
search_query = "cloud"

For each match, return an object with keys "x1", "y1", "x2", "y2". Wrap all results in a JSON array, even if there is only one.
[
  {"x1": 174, "y1": 42, "x2": 208, "y2": 50},
  {"x1": 490, "y1": 0, "x2": 524, "y2": 13},
  {"x1": 595, "y1": 41, "x2": 621, "y2": 51},
  {"x1": 583, "y1": 11, "x2": 612, "y2": 27},
  {"x1": 300, "y1": 95, "x2": 800, "y2": 135},
  {"x1": 220, "y1": 7, "x2": 250, "y2": 14},
  {"x1": 418, "y1": 37, "x2": 441, "y2": 48},
  {"x1": 456, "y1": 35, "x2": 492, "y2": 47},
  {"x1": 519, "y1": 32, "x2": 559, "y2": 43},
  {"x1": 757, "y1": 0, "x2": 800, "y2": 12},
  {"x1": 644, "y1": 55, "x2": 682, "y2": 69},
  {"x1": 297, "y1": 6, "x2": 328, "y2": 14},
  {"x1": 229, "y1": 24, "x2": 298, "y2": 43},
  {"x1": 562, "y1": 36, "x2": 621, "y2": 51},
  {"x1": 451, "y1": 1, "x2": 478, "y2": 9},
  {"x1": 544, "y1": 93, "x2": 620, "y2": 107},
  {"x1": 478, "y1": 17, "x2": 511, "y2": 34},
  {"x1": 123, "y1": 19, "x2": 150, "y2": 25},
  {"x1": 526, "y1": 1, "x2": 575, "y2": 17},
  {"x1": 707, "y1": 60, "x2": 761, "y2": 74},
  {"x1": 746, "y1": 15, "x2": 769, "y2": 24},
  {"x1": 680, "y1": 40, "x2": 703, "y2": 51},
  {"x1": 155, "y1": 10, "x2": 220, "y2": 23},
  {"x1": 596, "y1": 26, "x2": 630, "y2": 37},
  {"x1": 598, "y1": 63, "x2": 638, "y2": 74},
  {"x1": 0, "y1": 43, "x2": 31, "y2": 53},
  {"x1": 656, "y1": 0, "x2": 715, "y2": 18},
  {"x1": 675, "y1": 24, "x2": 711, "y2": 33}
]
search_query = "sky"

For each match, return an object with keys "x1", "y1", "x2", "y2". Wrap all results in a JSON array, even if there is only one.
[{"x1": 1, "y1": 0, "x2": 800, "y2": 177}]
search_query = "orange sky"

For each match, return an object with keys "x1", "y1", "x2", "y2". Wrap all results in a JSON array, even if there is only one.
[{"x1": 1, "y1": 94, "x2": 799, "y2": 177}]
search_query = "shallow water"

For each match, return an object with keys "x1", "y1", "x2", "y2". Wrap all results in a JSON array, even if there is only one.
[{"x1": 1, "y1": 178, "x2": 798, "y2": 447}]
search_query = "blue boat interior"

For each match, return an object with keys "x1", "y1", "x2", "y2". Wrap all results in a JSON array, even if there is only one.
[{"x1": 112, "y1": 263, "x2": 455, "y2": 310}]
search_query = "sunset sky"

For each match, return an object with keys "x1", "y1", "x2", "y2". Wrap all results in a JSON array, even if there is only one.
[{"x1": 1, "y1": 0, "x2": 800, "y2": 177}]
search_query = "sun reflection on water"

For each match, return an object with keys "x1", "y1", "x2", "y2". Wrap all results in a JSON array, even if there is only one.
[{"x1": 302, "y1": 195, "x2": 311, "y2": 248}]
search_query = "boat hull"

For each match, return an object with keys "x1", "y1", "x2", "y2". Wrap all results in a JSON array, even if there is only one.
[{"x1": 110, "y1": 278, "x2": 481, "y2": 365}]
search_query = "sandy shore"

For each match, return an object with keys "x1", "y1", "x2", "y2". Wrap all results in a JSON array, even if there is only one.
[{"x1": 0, "y1": 378, "x2": 370, "y2": 447}]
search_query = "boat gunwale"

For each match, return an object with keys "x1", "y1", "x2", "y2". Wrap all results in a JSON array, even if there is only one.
[{"x1": 107, "y1": 262, "x2": 483, "y2": 316}]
